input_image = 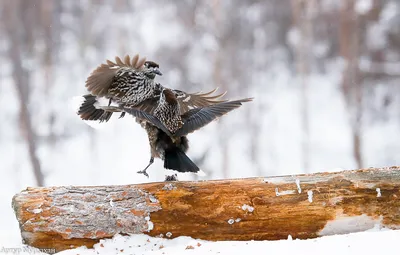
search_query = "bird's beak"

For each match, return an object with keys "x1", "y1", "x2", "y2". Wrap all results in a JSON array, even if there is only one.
[{"x1": 153, "y1": 68, "x2": 162, "y2": 76}]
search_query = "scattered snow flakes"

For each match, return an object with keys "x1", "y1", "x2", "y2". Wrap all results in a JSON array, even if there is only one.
[
  {"x1": 27, "y1": 203, "x2": 43, "y2": 214},
  {"x1": 307, "y1": 190, "x2": 313, "y2": 203},
  {"x1": 149, "y1": 195, "x2": 158, "y2": 203},
  {"x1": 147, "y1": 221, "x2": 154, "y2": 232},
  {"x1": 109, "y1": 199, "x2": 114, "y2": 207},
  {"x1": 228, "y1": 218, "x2": 241, "y2": 224},
  {"x1": 376, "y1": 188, "x2": 382, "y2": 198},
  {"x1": 52, "y1": 230, "x2": 400, "y2": 255},
  {"x1": 145, "y1": 216, "x2": 154, "y2": 232},
  {"x1": 166, "y1": 232, "x2": 173, "y2": 238},
  {"x1": 32, "y1": 208, "x2": 42, "y2": 214},
  {"x1": 295, "y1": 179, "x2": 302, "y2": 193},
  {"x1": 318, "y1": 214, "x2": 383, "y2": 236},
  {"x1": 275, "y1": 188, "x2": 296, "y2": 196},
  {"x1": 30, "y1": 208, "x2": 42, "y2": 214},
  {"x1": 263, "y1": 177, "x2": 286, "y2": 184},
  {"x1": 162, "y1": 183, "x2": 177, "y2": 191},
  {"x1": 241, "y1": 204, "x2": 254, "y2": 213},
  {"x1": 27, "y1": 206, "x2": 43, "y2": 214}
]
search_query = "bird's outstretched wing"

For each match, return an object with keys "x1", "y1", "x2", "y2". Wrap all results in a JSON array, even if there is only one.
[
  {"x1": 86, "y1": 54, "x2": 147, "y2": 97},
  {"x1": 98, "y1": 96, "x2": 253, "y2": 138},
  {"x1": 132, "y1": 87, "x2": 228, "y2": 115},
  {"x1": 131, "y1": 96, "x2": 159, "y2": 115},
  {"x1": 173, "y1": 88, "x2": 228, "y2": 113},
  {"x1": 99, "y1": 106, "x2": 172, "y2": 136},
  {"x1": 174, "y1": 98, "x2": 253, "y2": 137}
]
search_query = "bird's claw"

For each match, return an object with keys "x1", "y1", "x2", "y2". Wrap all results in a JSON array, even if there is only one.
[
  {"x1": 137, "y1": 170, "x2": 149, "y2": 178},
  {"x1": 165, "y1": 174, "x2": 178, "y2": 181}
]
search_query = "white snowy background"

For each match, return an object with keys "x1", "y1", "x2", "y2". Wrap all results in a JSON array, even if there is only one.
[{"x1": 0, "y1": 0, "x2": 400, "y2": 254}]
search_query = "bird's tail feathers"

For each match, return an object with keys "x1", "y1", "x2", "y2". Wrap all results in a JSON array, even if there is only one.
[
  {"x1": 71, "y1": 94, "x2": 125, "y2": 129},
  {"x1": 75, "y1": 94, "x2": 114, "y2": 122},
  {"x1": 164, "y1": 147, "x2": 200, "y2": 173}
]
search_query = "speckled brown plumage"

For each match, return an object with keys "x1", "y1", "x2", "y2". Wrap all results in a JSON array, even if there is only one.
[
  {"x1": 153, "y1": 89, "x2": 183, "y2": 133},
  {"x1": 84, "y1": 97, "x2": 253, "y2": 176},
  {"x1": 120, "y1": 97, "x2": 253, "y2": 177},
  {"x1": 76, "y1": 54, "x2": 253, "y2": 177},
  {"x1": 77, "y1": 55, "x2": 227, "y2": 123},
  {"x1": 85, "y1": 55, "x2": 162, "y2": 107},
  {"x1": 136, "y1": 120, "x2": 197, "y2": 177}
]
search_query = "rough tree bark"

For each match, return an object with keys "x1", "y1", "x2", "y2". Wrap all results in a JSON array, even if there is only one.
[{"x1": 12, "y1": 166, "x2": 400, "y2": 252}]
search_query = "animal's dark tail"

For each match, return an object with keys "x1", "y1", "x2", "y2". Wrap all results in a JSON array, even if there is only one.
[
  {"x1": 164, "y1": 147, "x2": 200, "y2": 173},
  {"x1": 77, "y1": 94, "x2": 113, "y2": 122}
]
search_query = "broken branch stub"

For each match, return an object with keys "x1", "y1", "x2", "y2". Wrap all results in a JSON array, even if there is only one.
[{"x1": 12, "y1": 166, "x2": 400, "y2": 252}]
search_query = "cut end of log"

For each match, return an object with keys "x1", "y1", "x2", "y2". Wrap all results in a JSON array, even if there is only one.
[{"x1": 12, "y1": 166, "x2": 400, "y2": 252}]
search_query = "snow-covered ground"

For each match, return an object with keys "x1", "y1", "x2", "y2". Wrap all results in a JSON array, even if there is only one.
[{"x1": 3, "y1": 229, "x2": 399, "y2": 255}]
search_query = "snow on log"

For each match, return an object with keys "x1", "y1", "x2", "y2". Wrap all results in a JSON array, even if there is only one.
[{"x1": 12, "y1": 166, "x2": 400, "y2": 252}]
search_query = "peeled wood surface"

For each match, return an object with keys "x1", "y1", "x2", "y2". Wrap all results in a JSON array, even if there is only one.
[{"x1": 13, "y1": 166, "x2": 400, "y2": 252}]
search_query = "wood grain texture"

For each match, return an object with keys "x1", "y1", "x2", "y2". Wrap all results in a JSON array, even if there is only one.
[{"x1": 12, "y1": 166, "x2": 400, "y2": 252}]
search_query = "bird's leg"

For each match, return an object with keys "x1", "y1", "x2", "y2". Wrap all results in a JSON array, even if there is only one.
[
  {"x1": 137, "y1": 157, "x2": 154, "y2": 178},
  {"x1": 108, "y1": 98, "x2": 112, "y2": 106}
]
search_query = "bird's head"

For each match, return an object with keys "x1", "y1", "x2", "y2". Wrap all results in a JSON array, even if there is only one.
[{"x1": 143, "y1": 61, "x2": 162, "y2": 79}]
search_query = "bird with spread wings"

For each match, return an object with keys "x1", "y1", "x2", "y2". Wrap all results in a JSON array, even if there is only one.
[{"x1": 77, "y1": 54, "x2": 253, "y2": 178}]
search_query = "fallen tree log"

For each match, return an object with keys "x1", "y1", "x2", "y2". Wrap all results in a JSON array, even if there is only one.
[{"x1": 12, "y1": 166, "x2": 400, "y2": 252}]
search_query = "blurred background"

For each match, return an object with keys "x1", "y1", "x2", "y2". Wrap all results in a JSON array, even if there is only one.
[{"x1": 1, "y1": 0, "x2": 399, "y2": 246}]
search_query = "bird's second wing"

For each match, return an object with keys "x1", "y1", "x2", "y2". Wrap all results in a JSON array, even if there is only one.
[
  {"x1": 130, "y1": 96, "x2": 160, "y2": 115},
  {"x1": 174, "y1": 98, "x2": 253, "y2": 137},
  {"x1": 127, "y1": 87, "x2": 227, "y2": 116},
  {"x1": 121, "y1": 106, "x2": 172, "y2": 136},
  {"x1": 86, "y1": 54, "x2": 146, "y2": 97},
  {"x1": 173, "y1": 88, "x2": 228, "y2": 113},
  {"x1": 98, "y1": 105, "x2": 172, "y2": 136}
]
